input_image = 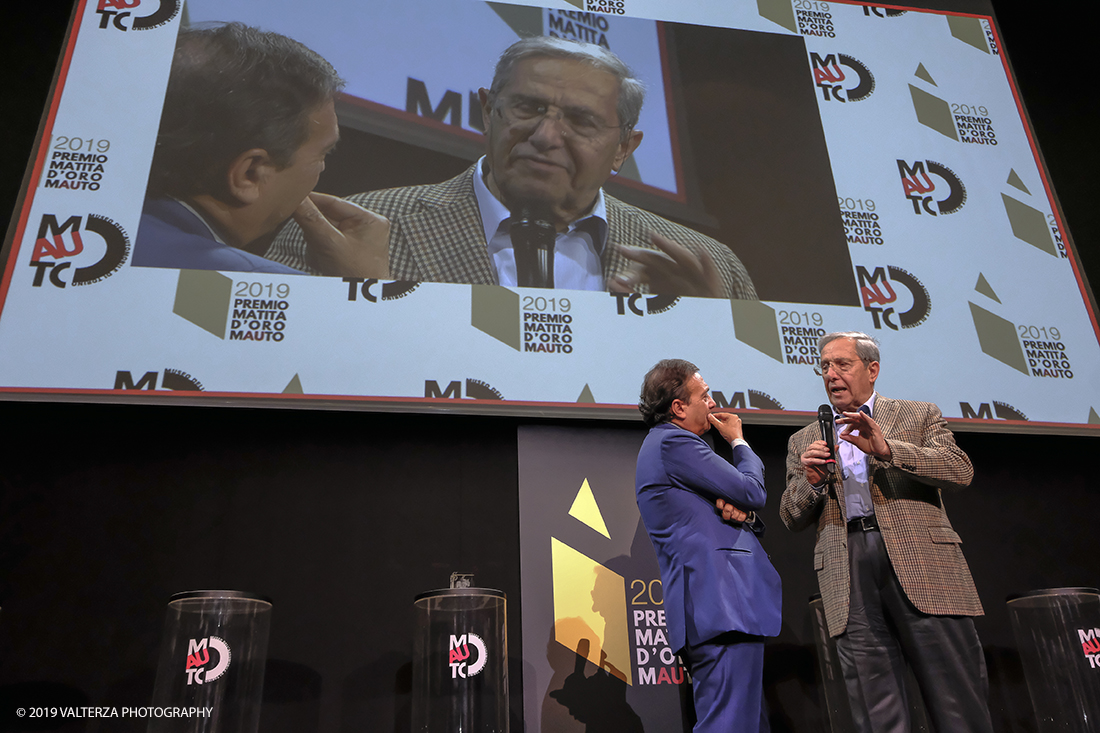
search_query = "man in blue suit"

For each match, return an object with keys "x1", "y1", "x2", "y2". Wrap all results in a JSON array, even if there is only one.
[
  {"x1": 635, "y1": 359, "x2": 782, "y2": 732},
  {"x1": 133, "y1": 23, "x2": 389, "y2": 277}
]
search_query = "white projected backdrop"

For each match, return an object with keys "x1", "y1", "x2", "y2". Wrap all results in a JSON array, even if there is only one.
[{"x1": 0, "y1": 0, "x2": 1097, "y2": 434}]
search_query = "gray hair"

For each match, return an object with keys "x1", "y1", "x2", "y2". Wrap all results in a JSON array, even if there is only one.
[
  {"x1": 488, "y1": 36, "x2": 645, "y2": 142},
  {"x1": 818, "y1": 332, "x2": 880, "y2": 364}
]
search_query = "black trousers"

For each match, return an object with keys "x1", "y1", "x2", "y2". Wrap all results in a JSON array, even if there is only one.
[{"x1": 835, "y1": 527, "x2": 994, "y2": 733}]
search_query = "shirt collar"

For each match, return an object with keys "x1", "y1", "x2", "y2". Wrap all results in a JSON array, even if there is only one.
[
  {"x1": 173, "y1": 197, "x2": 228, "y2": 245},
  {"x1": 472, "y1": 156, "x2": 608, "y2": 251}
]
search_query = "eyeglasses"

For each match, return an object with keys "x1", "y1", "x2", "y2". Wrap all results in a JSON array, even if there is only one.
[
  {"x1": 493, "y1": 94, "x2": 626, "y2": 141},
  {"x1": 814, "y1": 358, "x2": 868, "y2": 376}
]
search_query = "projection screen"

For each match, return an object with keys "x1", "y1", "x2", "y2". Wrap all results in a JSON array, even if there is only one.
[{"x1": 1, "y1": 0, "x2": 1097, "y2": 434}]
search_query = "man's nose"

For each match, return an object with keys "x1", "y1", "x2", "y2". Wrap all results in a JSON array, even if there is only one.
[{"x1": 527, "y1": 110, "x2": 569, "y2": 147}]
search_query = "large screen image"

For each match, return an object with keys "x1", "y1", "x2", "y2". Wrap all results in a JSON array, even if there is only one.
[{"x1": 1, "y1": 0, "x2": 1097, "y2": 433}]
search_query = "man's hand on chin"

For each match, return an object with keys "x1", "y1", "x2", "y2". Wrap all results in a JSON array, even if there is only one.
[
  {"x1": 610, "y1": 233, "x2": 723, "y2": 297},
  {"x1": 294, "y1": 192, "x2": 391, "y2": 278},
  {"x1": 707, "y1": 411, "x2": 744, "y2": 443}
]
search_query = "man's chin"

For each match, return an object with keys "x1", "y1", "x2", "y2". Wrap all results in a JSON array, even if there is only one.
[{"x1": 500, "y1": 184, "x2": 562, "y2": 211}]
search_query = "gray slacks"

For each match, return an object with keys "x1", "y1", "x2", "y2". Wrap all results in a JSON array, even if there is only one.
[{"x1": 835, "y1": 527, "x2": 994, "y2": 733}]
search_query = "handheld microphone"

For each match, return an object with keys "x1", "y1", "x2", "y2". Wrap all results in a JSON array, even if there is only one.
[
  {"x1": 817, "y1": 404, "x2": 838, "y2": 473},
  {"x1": 509, "y1": 202, "x2": 556, "y2": 288}
]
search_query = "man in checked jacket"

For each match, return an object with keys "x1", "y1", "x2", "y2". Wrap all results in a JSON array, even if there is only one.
[{"x1": 782, "y1": 331, "x2": 993, "y2": 733}]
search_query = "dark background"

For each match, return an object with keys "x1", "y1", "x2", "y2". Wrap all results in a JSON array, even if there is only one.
[
  {"x1": 1, "y1": 2, "x2": 1098, "y2": 732},
  {"x1": 0, "y1": 404, "x2": 1096, "y2": 732}
]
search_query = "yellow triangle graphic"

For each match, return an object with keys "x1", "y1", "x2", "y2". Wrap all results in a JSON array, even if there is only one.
[{"x1": 568, "y1": 479, "x2": 611, "y2": 539}]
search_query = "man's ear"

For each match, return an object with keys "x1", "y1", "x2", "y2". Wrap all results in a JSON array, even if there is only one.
[
  {"x1": 478, "y1": 88, "x2": 494, "y2": 134},
  {"x1": 225, "y1": 148, "x2": 273, "y2": 205},
  {"x1": 612, "y1": 129, "x2": 643, "y2": 173},
  {"x1": 669, "y1": 397, "x2": 687, "y2": 420}
]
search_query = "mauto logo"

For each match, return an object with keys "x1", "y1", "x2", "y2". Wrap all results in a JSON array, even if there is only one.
[
  {"x1": 856, "y1": 265, "x2": 930, "y2": 331},
  {"x1": 185, "y1": 637, "x2": 230, "y2": 685},
  {"x1": 1080, "y1": 628, "x2": 1100, "y2": 668},
  {"x1": 897, "y1": 160, "x2": 966, "y2": 216},
  {"x1": 29, "y1": 213, "x2": 129, "y2": 288},
  {"x1": 424, "y1": 379, "x2": 503, "y2": 400},
  {"x1": 810, "y1": 53, "x2": 874, "y2": 103},
  {"x1": 449, "y1": 633, "x2": 487, "y2": 679},
  {"x1": 95, "y1": 0, "x2": 180, "y2": 31},
  {"x1": 611, "y1": 292, "x2": 679, "y2": 316}
]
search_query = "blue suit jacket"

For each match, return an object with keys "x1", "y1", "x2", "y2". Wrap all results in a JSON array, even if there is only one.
[
  {"x1": 636, "y1": 422, "x2": 782, "y2": 652},
  {"x1": 133, "y1": 198, "x2": 301, "y2": 274}
]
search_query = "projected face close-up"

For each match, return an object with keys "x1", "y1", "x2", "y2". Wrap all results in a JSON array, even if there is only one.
[
  {"x1": 480, "y1": 55, "x2": 641, "y2": 229},
  {"x1": 257, "y1": 99, "x2": 340, "y2": 240}
]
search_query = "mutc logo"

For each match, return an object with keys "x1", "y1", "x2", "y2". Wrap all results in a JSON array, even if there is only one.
[
  {"x1": 897, "y1": 160, "x2": 966, "y2": 215},
  {"x1": 114, "y1": 369, "x2": 203, "y2": 391},
  {"x1": 712, "y1": 390, "x2": 784, "y2": 411},
  {"x1": 185, "y1": 637, "x2": 231, "y2": 685},
  {"x1": 1081, "y1": 628, "x2": 1100, "y2": 669},
  {"x1": 959, "y1": 401, "x2": 1027, "y2": 421},
  {"x1": 424, "y1": 379, "x2": 503, "y2": 400},
  {"x1": 449, "y1": 633, "x2": 488, "y2": 679},
  {"x1": 856, "y1": 265, "x2": 930, "y2": 331},
  {"x1": 611, "y1": 292, "x2": 679, "y2": 316},
  {"x1": 810, "y1": 53, "x2": 874, "y2": 103},
  {"x1": 96, "y1": 0, "x2": 180, "y2": 31},
  {"x1": 29, "y1": 213, "x2": 129, "y2": 288},
  {"x1": 863, "y1": 6, "x2": 906, "y2": 17},
  {"x1": 343, "y1": 278, "x2": 419, "y2": 302}
]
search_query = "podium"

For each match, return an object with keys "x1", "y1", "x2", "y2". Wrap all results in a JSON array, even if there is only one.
[
  {"x1": 412, "y1": 587, "x2": 508, "y2": 733},
  {"x1": 1007, "y1": 587, "x2": 1100, "y2": 732}
]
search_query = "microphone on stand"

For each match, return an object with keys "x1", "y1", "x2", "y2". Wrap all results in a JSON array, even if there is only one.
[
  {"x1": 817, "y1": 404, "x2": 838, "y2": 474},
  {"x1": 509, "y1": 202, "x2": 556, "y2": 288}
]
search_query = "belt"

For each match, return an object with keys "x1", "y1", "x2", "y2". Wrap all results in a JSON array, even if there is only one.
[{"x1": 847, "y1": 515, "x2": 879, "y2": 532}]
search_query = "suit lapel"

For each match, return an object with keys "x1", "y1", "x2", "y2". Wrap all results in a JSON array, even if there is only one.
[
  {"x1": 602, "y1": 197, "x2": 642, "y2": 286},
  {"x1": 872, "y1": 396, "x2": 896, "y2": 439},
  {"x1": 401, "y1": 166, "x2": 498, "y2": 285}
]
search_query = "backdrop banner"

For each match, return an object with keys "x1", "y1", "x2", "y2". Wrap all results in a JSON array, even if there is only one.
[
  {"x1": 2, "y1": 0, "x2": 1097, "y2": 433},
  {"x1": 519, "y1": 424, "x2": 690, "y2": 732}
]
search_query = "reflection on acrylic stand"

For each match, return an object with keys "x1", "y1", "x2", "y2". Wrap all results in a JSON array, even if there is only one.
[
  {"x1": 1007, "y1": 587, "x2": 1100, "y2": 733},
  {"x1": 412, "y1": 573, "x2": 509, "y2": 732},
  {"x1": 149, "y1": 591, "x2": 272, "y2": 733}
]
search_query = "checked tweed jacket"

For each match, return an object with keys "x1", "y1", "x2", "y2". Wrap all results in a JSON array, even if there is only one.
[
  {"x1": 267, "y1": 164, "x2": 757, "y2": 299},
  {"x1": 781, "y1": 397, "x2": 983, "y2": 638}
]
